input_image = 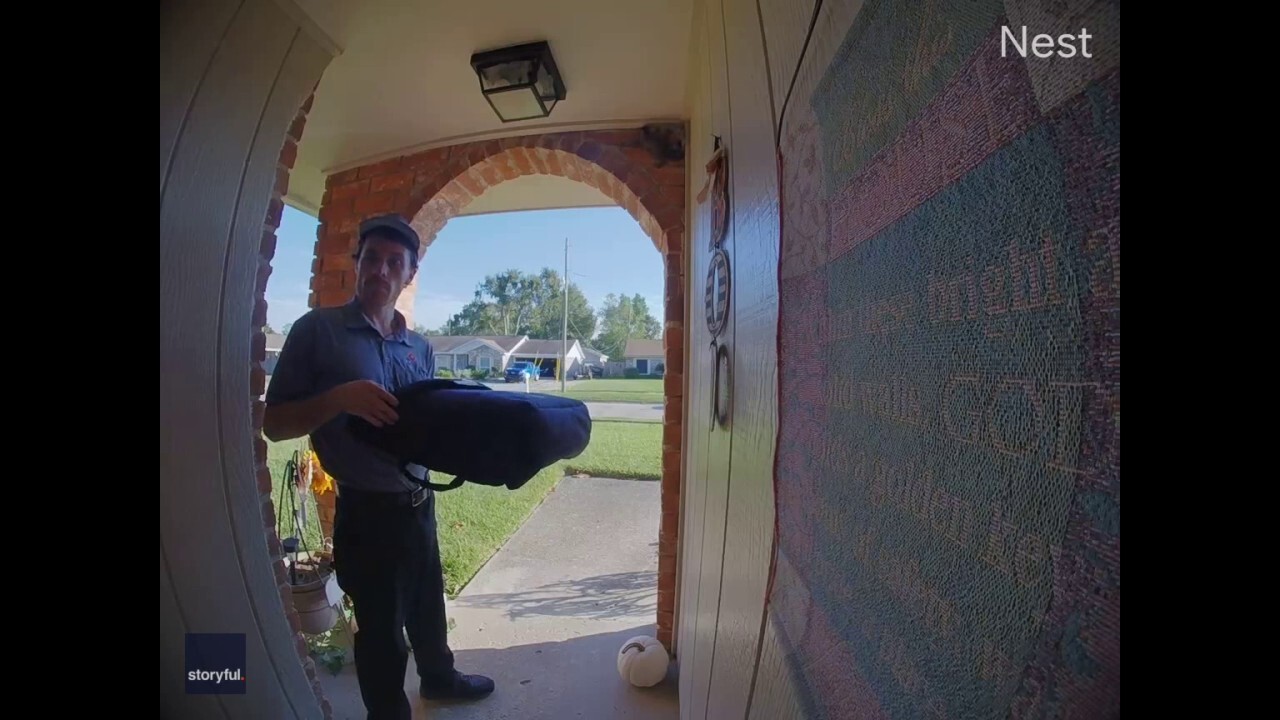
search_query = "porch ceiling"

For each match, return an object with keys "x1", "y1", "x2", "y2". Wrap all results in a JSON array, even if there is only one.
[{"x1": 285, "y1": 0, "x2": 695, "y2": 217}]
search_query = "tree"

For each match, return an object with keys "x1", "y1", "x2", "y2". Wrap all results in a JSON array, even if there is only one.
[
  {"x1": 281, "y1": 322, "x2": 293, "y2": 336},
  {"x1": 442, "y1": 268, "x2": 596, "y2": 340},
  {"x1": 429, "y1": 318, "x2": 467, "y2": 336},
  {"x1": 594, "y1": 293, "x2": 661, "y2": 359},
  {"x1": 527, "y1": 269, "x2": 597, "y2": 342}
]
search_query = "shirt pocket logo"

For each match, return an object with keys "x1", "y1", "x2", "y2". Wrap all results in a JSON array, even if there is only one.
[{"x1": 390, "y1": 352, "x2": 427, "y2": 387}]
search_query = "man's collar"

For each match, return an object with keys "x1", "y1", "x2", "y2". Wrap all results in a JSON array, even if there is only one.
[{"x1": 342, "y1": 298, "x2": 411, "y2": 344}]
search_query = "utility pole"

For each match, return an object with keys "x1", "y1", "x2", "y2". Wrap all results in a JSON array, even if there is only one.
[{"x1": 568, "y1": 237, "x2": 573, "y2": 392}]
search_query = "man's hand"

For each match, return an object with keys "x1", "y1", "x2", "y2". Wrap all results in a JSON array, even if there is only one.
[
  {"x1": 332, "y1": 380, "x2": 400, "y2": 427},
  {"x1": 263, "y1": 379, "x2": 399, "y2": 441}
]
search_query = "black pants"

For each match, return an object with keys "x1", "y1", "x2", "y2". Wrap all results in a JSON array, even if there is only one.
[{"x1": 332, "y1": 485, "x2": 455, "y2": 720}]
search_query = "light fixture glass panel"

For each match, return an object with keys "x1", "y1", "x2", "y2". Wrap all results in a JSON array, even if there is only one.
[
  {"x1": 487, "y1": 87, "x2": 545, "y2": 121},
  {"x1": 534, "y1": 62, "x2": 556, "y2": 99},
  {"x1": 479, "y1": 60, "x2": 535, "y2": 90}
]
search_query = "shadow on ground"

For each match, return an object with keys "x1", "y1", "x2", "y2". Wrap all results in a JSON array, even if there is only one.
[
  {"x1": 454, "y1": 571, "x2": 658, "y2": 620},
  {"x1": 318, "y1": 623, "x2": 678, "y2": 720}
]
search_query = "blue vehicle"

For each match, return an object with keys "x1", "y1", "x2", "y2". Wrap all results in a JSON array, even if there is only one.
[{"x1": 504, "y1": 361, "x2": 540, "y2": 383}]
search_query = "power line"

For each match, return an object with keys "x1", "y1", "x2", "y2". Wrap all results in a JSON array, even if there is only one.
[{"x1": 569, "y1": 315, "x2": 593, "y2": 342}]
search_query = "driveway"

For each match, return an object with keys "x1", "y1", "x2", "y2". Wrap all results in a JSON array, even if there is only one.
[
  {"x1": 483, "y1": 379, "x2": 582, "y2": 393},
  {"x1": 482, "y1": 381, "x2": 661, "y2": 421},
  {"x1": 269, "y1": 377, "x2": 660, "y2": 421}
]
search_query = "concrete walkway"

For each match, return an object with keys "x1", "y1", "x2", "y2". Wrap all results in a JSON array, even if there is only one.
[
  {"x1": 586, "y1": 402, "x2": 662, "y2": 422},
  {"x1": 319, "y1": 477, "x2": 677, "y2": 719}
]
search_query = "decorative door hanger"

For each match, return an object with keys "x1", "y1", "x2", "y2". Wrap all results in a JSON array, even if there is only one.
[
  {"x1": 697, "y1": 137, "x2": 733, "y2": 429},
  {"x1": 696, "y1": 141, "x2": 729, "y2": 251},
  {"x1": 698, "y1": 138, "x2": 731, "y2": 339}
]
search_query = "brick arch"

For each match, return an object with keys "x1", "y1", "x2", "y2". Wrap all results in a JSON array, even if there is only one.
[
  {"x1": 310, "y1": 127, "x2": 686, "y2": 649},
  {"x1": 409, "y1": 142, "x2": 677, "y2": 257}
]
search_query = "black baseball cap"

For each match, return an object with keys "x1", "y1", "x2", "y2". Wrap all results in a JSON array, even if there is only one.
[{"x1": 357, "y1": 214, "x2": 421, "y2": 262}]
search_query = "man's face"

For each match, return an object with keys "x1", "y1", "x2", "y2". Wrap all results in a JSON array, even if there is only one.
[{"x1": 355, "y1": 235, "x2": 417, "y2": 307}]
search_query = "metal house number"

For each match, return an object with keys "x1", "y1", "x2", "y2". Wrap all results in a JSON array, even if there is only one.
[
  {"x1": 712, "y1": 341, "x2": 732, "y2": 428},
  {"x1": 705, "y1": 246, "x2": 732, "y2": 429},
  {"x1": 704, "y1": 248, "x2": 730, "y2": 337}
]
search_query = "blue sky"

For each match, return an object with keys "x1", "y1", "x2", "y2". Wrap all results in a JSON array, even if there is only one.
[{"x1": 267, "y1": 204, "x2": 665, "y2": 334}]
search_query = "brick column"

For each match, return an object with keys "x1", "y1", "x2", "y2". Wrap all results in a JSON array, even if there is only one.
[
  {"x1": 657, "y1": 229, "x2": 685, "y2": 650},
  {"x1": 250, "y1": 92, "x2": 334, "y2": 720}
]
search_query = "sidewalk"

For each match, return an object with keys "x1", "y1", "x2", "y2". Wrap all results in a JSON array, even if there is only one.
[{"x1": 586, "y1": 402, "x2": 663, "y2": 422}]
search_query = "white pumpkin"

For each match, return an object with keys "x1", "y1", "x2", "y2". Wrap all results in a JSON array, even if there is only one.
[{"x1": 617, "y1": 635, "x2": 669, "y2": 687}]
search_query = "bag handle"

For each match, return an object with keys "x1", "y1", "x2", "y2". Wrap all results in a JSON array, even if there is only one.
[
  {"x1": 424, "y1": 476, "x2": 466, "y2": 492},
  {"x1": 401, "y1": 464, "x2": 465, "y2": 492}
]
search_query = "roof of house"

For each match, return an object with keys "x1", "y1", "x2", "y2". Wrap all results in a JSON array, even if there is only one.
[
  {"x1": 581, "y1": 346, "x2": 608, "y2": 363},
  {"x1": 265, "y1": 333, "x2": 287, "y2": 352},
  {"x1": 513, "y1": 339, "x2": 580, "y2": 355},
  {"x1": 426, "y1": 335, "x2": 526, "y2": 353},
  {"x1": 623, "y1": 338, "x2": 664, "y2": 357}
]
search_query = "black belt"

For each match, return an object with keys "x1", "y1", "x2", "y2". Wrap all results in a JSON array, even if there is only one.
[
  {"x1": 336, "y1": 466, "x2": 465, "y2": 508},
  {"x1": 397, "y1": 463, "x2": 465, "y2": 494},
  {"x1": 339, "y1": 483, "x2": 431, "y2": 508}
]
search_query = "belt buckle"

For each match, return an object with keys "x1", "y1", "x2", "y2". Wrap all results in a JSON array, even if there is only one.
[{"x1": 410, "y1": 486, "x2": 428, "y2": 507}]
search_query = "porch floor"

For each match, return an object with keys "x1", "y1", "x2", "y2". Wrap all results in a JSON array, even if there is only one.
[{"x1": 318, "y1": 476, "x2": 678, "y2": 719}]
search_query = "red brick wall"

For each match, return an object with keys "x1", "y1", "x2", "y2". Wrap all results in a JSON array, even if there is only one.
[
  {"x1": 310, "y1": 129, "x2": 686, "y2": 650},
  {"x1": 250, "y1": 92, "x2": 334, "y2": 720}
]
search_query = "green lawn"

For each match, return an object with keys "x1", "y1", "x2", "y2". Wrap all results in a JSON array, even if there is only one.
[
  {"x1": 262, "y1": 419, "x2": 658, "y2": 596},
  {"x1": 433, "y1": 466, "x2": 560, "y2": 595},
  {"x1": 564, "y1": 421, "x2": 662, "y2": 480},
  {"x1": 548, "y1": 378, "x2": 664, "y2": 404}
]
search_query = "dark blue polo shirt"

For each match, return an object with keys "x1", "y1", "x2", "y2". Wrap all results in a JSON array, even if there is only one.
[{"x1": 265, "y1": 299, "x2": 435, "y2": 493}]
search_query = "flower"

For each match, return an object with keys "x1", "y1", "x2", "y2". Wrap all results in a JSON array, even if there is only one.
[{"x1": 307, "y1": 450, "x2": 334, "y2": 496}]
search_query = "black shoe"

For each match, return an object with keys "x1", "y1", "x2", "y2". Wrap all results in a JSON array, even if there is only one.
[{"x1": 419, "y1": 671, "x2": 495, "y2": 701}]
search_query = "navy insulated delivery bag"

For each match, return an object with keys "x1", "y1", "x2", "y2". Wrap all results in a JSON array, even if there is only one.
[{"x1": 346, "y1": 378, "x2": 592, "y2": 492}]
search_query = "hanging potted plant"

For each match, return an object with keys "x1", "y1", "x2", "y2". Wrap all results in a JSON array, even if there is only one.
[
  {"x1": 279, "y1": 449, "x2": 342, "y2": 635},
  {"x1": 283, "y1": 539, "x2": 340, "y2": 634}
]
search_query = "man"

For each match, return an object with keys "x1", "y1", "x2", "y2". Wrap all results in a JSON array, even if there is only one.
[{"x1": 263, "y1": 213, "x2": 494, "y2": 719}]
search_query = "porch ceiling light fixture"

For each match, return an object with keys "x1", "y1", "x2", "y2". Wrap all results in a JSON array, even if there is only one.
[{"x1": 470, "y1": 41, "x2": 566, "y2": 123}]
